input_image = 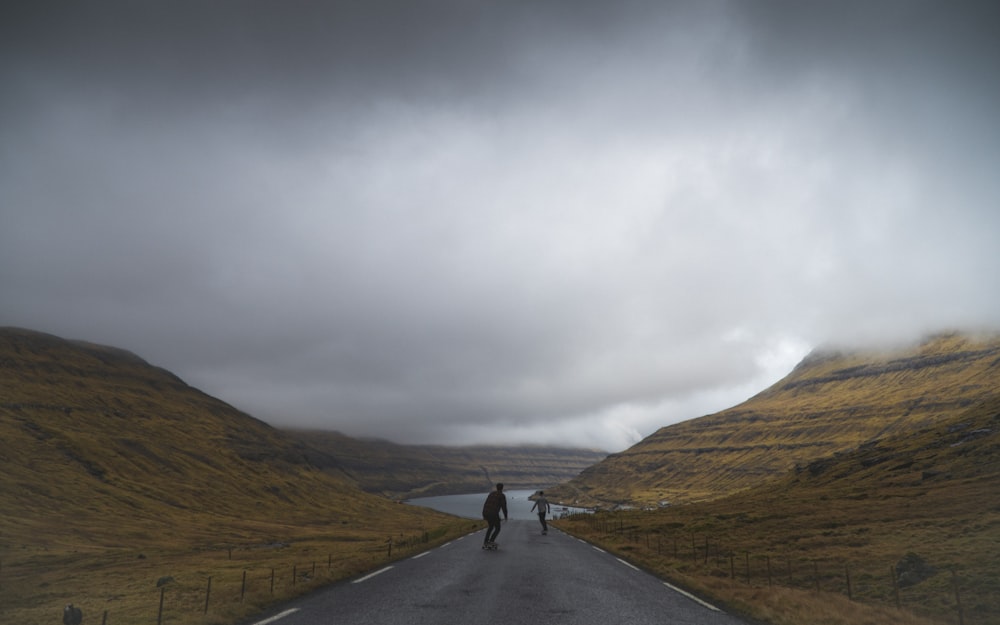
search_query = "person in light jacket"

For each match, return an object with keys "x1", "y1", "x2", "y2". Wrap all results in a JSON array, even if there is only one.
[{"x1": 531, "y1": 490, "x2": 551, "y2": 534}]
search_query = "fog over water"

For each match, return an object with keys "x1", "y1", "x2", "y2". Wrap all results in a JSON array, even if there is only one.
[{"x1": 406, "y1": 490, "x2": 590, "y2": 521}]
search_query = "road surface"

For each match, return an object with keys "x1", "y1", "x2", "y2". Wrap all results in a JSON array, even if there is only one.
[{"x1": 246, "y1": 520, "x2": 748, "y2": 625}]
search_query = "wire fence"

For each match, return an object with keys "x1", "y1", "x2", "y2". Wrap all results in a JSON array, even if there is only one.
[
  {"x1": 152, "y1": 532, "x2": 443, "y2": 624},
  {"x1": 571, "y1": 514, "x2": 970, "y2": 625},
  {"x1": 22, "y1": 526, "x2": 477, "y2": 625}
]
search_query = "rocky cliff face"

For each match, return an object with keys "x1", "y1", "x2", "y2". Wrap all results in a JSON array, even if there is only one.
[{"x1": 549, "y1": 332, "x2": 1000, "y2": 507}]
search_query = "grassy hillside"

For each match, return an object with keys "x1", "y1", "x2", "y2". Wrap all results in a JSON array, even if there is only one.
[
  {"x1": 0, "y1": 328, "x2": 474, "y2": 625},
  {"x1": 549, "y1": 332, "x2": 1000, "y2": 507},
  {"x1": 556, "y1": 393, "x2": 1000, "y2": 625},
  {"x1": 284, "y1": 429, "x2": 607, "y2": 498}
]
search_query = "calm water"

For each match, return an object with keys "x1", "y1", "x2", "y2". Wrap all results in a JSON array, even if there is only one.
[{"x1": 405, "y1": 489, "x2": 590, "y2": 520}]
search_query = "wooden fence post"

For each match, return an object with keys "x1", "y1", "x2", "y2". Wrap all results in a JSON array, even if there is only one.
[
  {"x1": 952, "y1": 570, "x2": 964, "y2": 625},
  {"x1": 241, "y1": 570, "x2": 247, "y2": 603},
  {"x1": 891, "y1": 565, "x2": 901, "y2": 608},
  {"x1": 766, "y1": 556, "x2": 772, "y2": 587},
  {"x1": 204, "y1": 576, "x2": 212, "y2": 614},
  {"x1": 814, "y1": 561, "x2": 820, "y2": 592},
  {"x1": 157, "y1": 587, "x2": 165, "y2": 625},
  {"x1": 845, "y1": 565, "x2": 852, "y2": 600},
  {"x1": 745, "y1": 552, "x2": 751, "y2": 585},
  {"x1": 270, "y1": 568, "x2": 275, "y2": 595}
]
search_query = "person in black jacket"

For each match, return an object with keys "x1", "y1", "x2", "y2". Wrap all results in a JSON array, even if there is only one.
[{"x1": 481, "y1": 483, "x2": 508, "y2": 547}]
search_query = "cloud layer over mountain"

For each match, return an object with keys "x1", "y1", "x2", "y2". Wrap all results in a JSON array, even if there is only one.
[{"x1": 3, "y1": 1, "x2": 999, "y2": 450}]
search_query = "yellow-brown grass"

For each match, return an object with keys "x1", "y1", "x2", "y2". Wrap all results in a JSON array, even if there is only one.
[
  {"x1": 2, "y1": 517, "x2": 479, "y2": 625},
  {"x1": 556, "y1": 395, "x2": 1000, "y2": 625},
  {"x1": 550, "y1": 332, "x2": 1000, "y2": 508},
  {"x1": 0, "y1": 328, "x2": 480, "y2": 625}
]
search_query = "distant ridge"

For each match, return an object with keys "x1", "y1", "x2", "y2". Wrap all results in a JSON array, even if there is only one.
[
  {"x1": 284, "y1": 428, "x2": 607, "y2": 499},
  {"x1": 548, "y1": 332, "x2": 1000, "y2": 507}
]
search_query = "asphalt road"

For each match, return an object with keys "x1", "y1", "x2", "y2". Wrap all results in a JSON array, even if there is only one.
[{"x1": 245, "y1": 520, "x2": 748, "y2": 625}]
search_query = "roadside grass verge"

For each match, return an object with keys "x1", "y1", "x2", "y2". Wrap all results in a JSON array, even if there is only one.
[
  {"x1": 1, "y1": 515, "x2": 481, "y2": 625},
  {"x1": 556, "y1": 474, "x2": 999, "y2": 625}
]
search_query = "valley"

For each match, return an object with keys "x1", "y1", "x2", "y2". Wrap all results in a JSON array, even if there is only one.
[
  {"x1": 2, "y1": 327, "x2": 999, "y2": 625},
  {"x1": 283, "y1": 428, "x2": 606, "y2": 499}
]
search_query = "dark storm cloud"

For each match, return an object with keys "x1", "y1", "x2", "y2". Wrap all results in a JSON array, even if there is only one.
[{"x1": 3, "y1": 1, "x2": 999, "y2": 450}]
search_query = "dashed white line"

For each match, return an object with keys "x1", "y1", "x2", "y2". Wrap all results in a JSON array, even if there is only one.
[
  {"x1": 352, "y1": 566, "x2": 394, "y2": 583},
  {"x1": 663, "y1": 581, "x2": 723, "y2": 612},
  {"x1": 411, "y1": 551, "x2": 430, "y2": 559},
  {"x1": 616, "y1": 558, "x2": 640, "y2": 571},
  {"x1": 251, "y1": 608, "x2": 300, "y2": 625},
  {"x1": 591, "y1": 546, "x2": 606, "y2": 553}
]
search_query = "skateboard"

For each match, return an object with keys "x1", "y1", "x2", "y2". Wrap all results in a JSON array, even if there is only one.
[{"x1": 482, "y1": 542, "x2": 498, "y2": 550}]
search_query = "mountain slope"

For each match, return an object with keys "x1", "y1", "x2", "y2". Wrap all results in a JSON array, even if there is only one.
[
  {"x1": 0, "y1": 327, "x2": 379, "y2": 546},
  {"x1": 0, "y1": 327, "x2": 471, "y2": 625},
  {"x1": 557, "y1": 393, "x2": 1000, "y2": 625},
  {"x1": 285, "y1": 429, "x2": 607, "y2": 498},
  {"x1": 550, "y1": 332, "x2": 1000, "y2": 507}
]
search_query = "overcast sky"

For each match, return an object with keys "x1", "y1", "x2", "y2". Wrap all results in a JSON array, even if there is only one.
[{"x1": 2, "y1": 1, "x2": 999, "y2": 451}]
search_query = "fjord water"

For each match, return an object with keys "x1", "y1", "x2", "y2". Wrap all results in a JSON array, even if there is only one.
[{"x1": 406, "y1": 489, "x2": 590, "y2": 520}]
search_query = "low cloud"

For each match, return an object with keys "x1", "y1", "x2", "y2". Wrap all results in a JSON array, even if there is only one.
[{"x1": 3, "y1": 1, "x2": 999, "y2": 451}]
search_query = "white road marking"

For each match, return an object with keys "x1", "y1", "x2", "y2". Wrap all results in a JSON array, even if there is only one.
[
  {"x1": 591, "y1": 546, "x2": 606, "y2": 553},
  {"x1": 441, "y1": 541, "x2": 453, "y2": 548},
  {"x1": 663, "y1": 581, "x2": 723, "y2": 612},
  {"x1": 616, "y1": 558, "x2": 640, "y2": 571},
  {"x1": 251, "y1": 608, "x2": 300, "y2": 625},
  {"x1": 411, "y1": 551, "x2": 430, "y2": 559},
  {"x1": 352, "y1": 566, "x2": 394, "y2": 583}
]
